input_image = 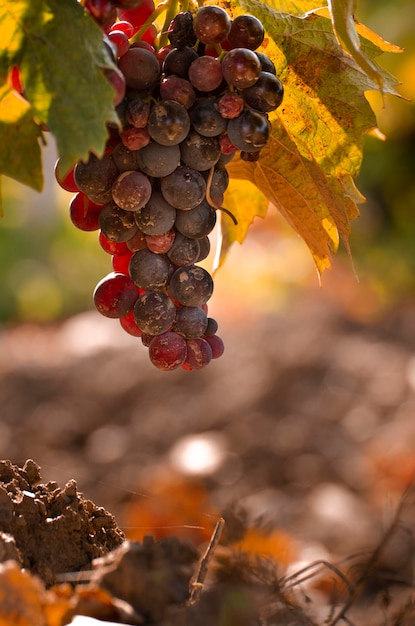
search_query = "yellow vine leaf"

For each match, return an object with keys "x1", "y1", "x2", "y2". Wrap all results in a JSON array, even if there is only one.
[{"x1": 218, "y1": 0, "x2": 402, "y2": 276}]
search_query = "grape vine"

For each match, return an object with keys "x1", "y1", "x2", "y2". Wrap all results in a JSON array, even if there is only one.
[{"x1": 55, "y1": 0, "x2": 283, "y2": 372}]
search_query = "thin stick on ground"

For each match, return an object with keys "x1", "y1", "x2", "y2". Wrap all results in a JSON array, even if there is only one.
[{"x1": 188, "y1": 516, "x2": 225, "y2": 605}]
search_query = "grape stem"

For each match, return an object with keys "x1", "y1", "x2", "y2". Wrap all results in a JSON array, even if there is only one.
[
  {"x1": 205, "y1": 165, "x2": 238, "y2": 226},
  {"x1": 133, "y1": 2, "x2": 170, "y2": 45}
]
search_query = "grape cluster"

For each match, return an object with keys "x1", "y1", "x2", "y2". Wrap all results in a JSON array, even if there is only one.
[{"x1": 56, "y1": 3, "x2": 283, "y2": 371}]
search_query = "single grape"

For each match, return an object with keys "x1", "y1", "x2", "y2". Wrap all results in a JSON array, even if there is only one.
[
  {"x1": 120, "y1": 309, "x2": 143, "y2": 337},
  {"x1": 161, "y1": 165, "x2": 206, "y2": 210},
  {"x1": 222, "y1": 48, "x2": 261, "y2": 88},
  {"x1": 69, "y1": 192, "x2": 103, "y2": 231},
  {"x1": 93, "y1": 272, "x2": 138, "y2": 318},
  {"x1": 188, "y1": 56, "x2": 223, "y2": 92},
  {"x1": 125, "y1": 96, "x2": 151, "y2": 128},
  {"x1": 112, "y1": 252, "x2": 133, "y2": 275},
  {"x1": 218, "y1": 133, "x2": 237, "y2": 155},
  {"x1": 103, "y1": 66, "x2": 127, "y2": 105},
  {"x1": 147, "y1": 100, "x2": 190, "y2": 146},
  {"x1": 74, "y1": 152, "x2": 118, "y2": 204},
  {"x1": 204, "y1": 334, "x2": 224, "y2": 358},
  {"x1": 255, "y1": 51, "x2": 276, "y2": 75},
  {"x1": 162, "y1": 47, "x2": 199, "y2": 78},
  {"x1": 118, "y1": 47, "x2": 160, "y2": 90},
  {"x1": 227, "y1": 108, "x2": 269, "y2": 152},
  {"x1": 107, "y1": 29, "x2": 130, "y2": 57},
  {"x1": 217, "y1": 92, "x2": 244, "y2": 119},
  {"x1": 112, "y1": 142, "x2": 140, "y2": 172},
  {"x1": 190, "y1": 99, "x2": 227, "y2": 137},
  {"x1": 204, "y1": 164, "x2": 229, "y2": 205},
  {"x1": 99, "y1": 231, "x2": 131, "y2": 255},
  {"x1": 112, "y1": 170, "x2": 152, "y2": 211},
  {"x1": 136, "y1": 141, "x2": 180, "y2": 177},
  {"x1": 134, "y1": 191, "x2": 176, "y2": 235},
  {"x1": 148, "y1": 332, "x2": 187, "y2": 371},
  {"x1": 126, "y1": 228, "x2": 147, "y2": 252},
  {"x1": 204, "y1": 317, "x2": 218, "y2": 336},
  {"x1": 99, "y1": 201, "x2": 139, "y2": 242},
  {"x1": 169, "y1": 265, "x2": 214, "y2": 306},
  {"x1": 167, "y1": 232, "x2": 200, "y2": 266},
  {"x1": 129, "y1": 248, "x2": 174, "y2": 290},
  {"x1": 134, "y1": 291, "x2": 176, "y2": 335},
  {"x1": 195, "y1": 235, "x2": 211, "y2": 262},
  {"x1": 145, "y1": 229, "x2": 176, "y2": 254},
  {"x1": 227, "y1": 15, "x2": 264, "y2": 50},
  {"x1": 111, "y1": 20, "x2": 135, "y2": 39},
  {"x1": 192, "y1": 6, "x2": 231, "y2": 45},
  {"x1": 182, "y1": 337, "x2": 212, "y2": 370},
  {"x1": 167, "y1": 12, "x2": 197, "y2": 49},
  {"x1": 242, "y1": 71, "x2": 284, "y2": 112},
  {"x1": 173, "y1": 306, "x2": 208, "y2": 339},
  {"x1": 175, "y1": 200, "x2": 217, "y2": 239},
  {"x1": 180, "y1": 131, "x2": 221, "y2": 171},
  {"x1": 160, "y1": 76, "x2": 196, "y2": 110},
  {"x1": 55, "y1": 161, "x2": 79, "y2": 192},
  {"x1": 121, "y1": 125, "x2": 151, "y2": 150},
  {"x1": 85, "y1": 0, "x2": 116, "y2": 25}
]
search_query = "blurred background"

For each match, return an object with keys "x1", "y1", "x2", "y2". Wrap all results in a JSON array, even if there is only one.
[{"x1": 1, "y1": 0, "x2": 415, "y2": 603}]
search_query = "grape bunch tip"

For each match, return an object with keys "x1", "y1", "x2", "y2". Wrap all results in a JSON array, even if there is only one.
[{"x1": 55, "y1": 1, "x2": 284, "y2": 372}]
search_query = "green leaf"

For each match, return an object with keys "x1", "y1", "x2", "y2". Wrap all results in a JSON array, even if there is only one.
[
  {"x1": 221, "y1": 0, "x2": 401, "y2": 275},
  {"x1": 0, "y1": 0, "x2": 119, "y2": 184},
  {"x1": 0, "y1": 84, "x2": 43, "y2": 191}
]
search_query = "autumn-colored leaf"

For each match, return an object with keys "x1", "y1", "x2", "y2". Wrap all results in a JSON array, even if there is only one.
[
  {"x1": 0, "y1": 560, "x2": 71, "y2": 626},
  {"x1": 0, "y1": 0, "x2": 119, "y2": 183},
  {"x1": 220, "y1": 0, "x2": 402, "y2": 275},
  {"x1": 232, "y1": 527, "x2": 298, "y2": 569}
]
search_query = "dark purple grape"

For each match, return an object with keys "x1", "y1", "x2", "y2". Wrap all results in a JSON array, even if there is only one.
[
  {"x1": 134, "y1": 191, "x2": 176, "y2": 235},
  {"x1": 255, "y1": 52, "x2": 276, "y2": 75},
  {"x1": 173, "y1": 306, "x2": 208, "y2": 339},
  {"x1": 162, "y1": 47, "x2": 199, "y2": 78},
  {"x1": 192, "y1": 6, "x2": 231, "y2": 45},
  {"x1": 180, "y1": 131, "x2": 221, "y2": 171},
  {"x1": 222, "y1": 48, "x2": 261, "y2": 88},
  {"x1": 133, "y1": 291, "x2": 176, "y2": 335},
  {"x1": 242, "y1": 71, "x2": 284, "y2": 112},
  {"x1": 160, "y1": 75, "x2": 196, "y2": 109},
  {"x1": 188, "y1": 56, "x2": 223, "y2": 92},
  {"x1": 204, "y1": 317, "x2": 219, "y2": 336},
  {"x1": 112, "y1": 170, "x2": 152, "y2": 211},
  {"x1": 147, "y1": 100, "x2": 190, "y2": 146},
  {"x1": 129, "y1": 248, "x2": 174, "y2": 290},
  {"x1": 167, "y1": 12, "x2": 197, "y2": 49},
  {"x1": 99, "y1": 201, "x2": 139, "y2": 242},
  {"x1": 175, "y1": 200, "x2": 217, "y2": 239},
  {"x1": 167, "y1": 232, "x2": 200, "y2": 266},
  {"x1": 169, "y1": 264, "x2": 214, "y2": 306},
  {"x1": 93, "y1": 272, "x2": 138, "y2": 318},
  {"x1": 74, "y1": 152, "x2": 118, "y2": 204},
  {"x1": 190, "y1": 99, "x2": 228, "y2": 137},
  {"x1": 118, "y1": 47, "x2": 161, "y2": 90},
  {"x1": 161, "y1": 166, "x2": 206, "y2": 210},
  {"x1": 125, "y1": 95, "x2": 151, "y2": 128},
  {"x1": 227, "y1": 108, "x2": 269, "y2": 152},
  {"x1": 137, "y1": 141, "x2": 180, "y2": 177},
  {"x1": 195, "y1": 235, "x2": 211, "y2": 262},
  {"x1": 204, "y1": 165, "x2": 229, "y2": 203},
  {"x1": 145, "y1": 229, "x2": 175, "y2": 254},
  {"x1": 227, "y1": 15, "x2": 264, "y2": 50},
  {"x1": 112, "y1": 142, "x2": 140, "y2": 172},
  {"x1": 148, "y1": 332, "x2": 187, "y2": 371}
]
